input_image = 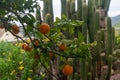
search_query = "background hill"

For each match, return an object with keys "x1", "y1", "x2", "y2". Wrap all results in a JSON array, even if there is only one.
[{"x1": 111, "y1": 15, "x2": 120, "y2": 26}]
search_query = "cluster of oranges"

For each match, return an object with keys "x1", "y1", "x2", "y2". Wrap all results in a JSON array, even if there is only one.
[
  {"x1": 11, "y1": 23, "x2": 50, "y2": 35},
  {"x1": 20, "y1": 23, "x2": 50, "y2": 51},
  {"x1": 16, "y1": 23, "x2": 73, "y2": 76}
]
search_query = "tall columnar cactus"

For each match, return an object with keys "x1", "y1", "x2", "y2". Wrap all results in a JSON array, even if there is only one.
[
  {"x1": 43, "y1": 0, "x2": 49, "y2": 21},
  {"x1": 112, "y1": 27, "x2": 115, "y2": 47},
  {"x1": 82, "y1": 3, "x2": 88, "y2": 42},
  {"x1": 77, "y1": 0, "x2": 82, "y2": 20},
  {"x1": 80, "y1": 59, "x2": 87, "y2": 80},
  {"x1": 104, "y1": 0, "x2": 111, "y2": 15},
  {"x1": 106, "y1": 55, "x2": 113, "y2": 80},
  {"x1": 70, "y1": 0, "x2": 76, "y2": 19},
  {"x1": 88, "y1": 0, "x2": 96, "y2": 42},
  {"x1": 100, "y1": 0, "x2": 111, "y2": 15},
  {"x1": 95, "y1": 10, "x2": 100, "y2": 34},
  {"x1": 87, "y1": 72, "x2": 92, "y2": 80},
  {"x1": 66, "y1": 0, "x2": 71, "y2": 18},
  {"x1": 106, "y1": 17, "x2": 113, "y2": 55},
  {"x1": 45, "y1": 13, "x2": 52, "y2": 26},
  {"x1": 96, "y1": 30, "x2": 102, "y2": 78},
  {"x1": 43, "y1": 0, "x2": 53, "y2": 23},
  {"x1": 95, "y1": 0, "x2": 101, "y2": 8},
  {"x1": 49, "y1": 0, "x2": 54, "y2": 22},
  {"x1": 61, "y1": 0, "x2": 67, "y2": 17},
  {"x1": 40, "y1": 0, "x2": 112, "y2": 79}
]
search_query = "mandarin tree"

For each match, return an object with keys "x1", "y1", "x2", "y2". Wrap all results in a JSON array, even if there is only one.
[{"x1": 0, "y1": 0, "x2": 91, "y2": 80}]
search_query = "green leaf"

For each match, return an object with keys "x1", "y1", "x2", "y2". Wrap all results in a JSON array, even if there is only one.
[{"x1": 78, "y1": 31, "x2": 84, "y2": 44}]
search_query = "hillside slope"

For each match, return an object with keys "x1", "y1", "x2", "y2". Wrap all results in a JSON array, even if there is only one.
[{"x1": 111, "y1": 15, "x2": 120, "y2": 25}]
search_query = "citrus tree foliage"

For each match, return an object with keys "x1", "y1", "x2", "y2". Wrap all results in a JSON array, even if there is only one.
[
  {"x1": 0, "y1": 0, "x2": 92, "y2": 80},
  {"x1": 0, "y1": 0, "x2": 38, "y2": 34}
]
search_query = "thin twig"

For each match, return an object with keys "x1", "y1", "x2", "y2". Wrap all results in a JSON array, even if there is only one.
[{"x1": 39, "y1": 58, "x2": 59, "y2": 80}]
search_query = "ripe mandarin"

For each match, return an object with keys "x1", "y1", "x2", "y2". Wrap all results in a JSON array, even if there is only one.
[
  {"x1": 39, "y1": 23, "x2": 50, "y2": 34},
  {"x1": 22, "y1": 43, "x2": 32, "y2": 51},
  {"x1": 62, "y1": 64, "x2": 73, "y2": 75}
]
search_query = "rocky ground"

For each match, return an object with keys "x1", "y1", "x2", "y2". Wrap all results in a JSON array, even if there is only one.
[{"x1": 110, "y1": 73, "x2": 120, "y2": 80}]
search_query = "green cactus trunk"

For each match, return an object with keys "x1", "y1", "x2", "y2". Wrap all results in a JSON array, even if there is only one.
[
  {"x1": 49, "y1": 0, "x2": 54, "y2": 22},
  {"x1": 87, "y1": 72, "x2": 92, "y2": 80},
  {"x1": 67, "y1": 0, "x2": 71, "y2": 18},
  {"x1": 104, "y1": 0, "x2": 111, "y2": 15},
  {"x1": 61, "y1": 0, "x2": 67, "y2": 17},
  {"x1": 80, "y1": 59, "x2": 87, "y2": 80},
  {"x1": 106, "y1": 17, "x2": 113, "y2": 55},
  {"x1": 45, "y1": 13, "x2": 52, "y2": 26},
  {"x1": 106, "y1": 55, "x2": 112, "y2": 80},
  {"x1": 88, "y1": 0, "x2": 96, "y2": 42},
  {"x1": 95, "y1": 10, "x2": 100, "y2": 34},
  {"x1": 96, "y1": 30, "x2": 102, "y2": 79},
  {"x1": 112, "y1": 27, "x2": 115, "y2": 48},
  {"x1": 43, "y1": 0, "x2": 49, "y2": 22},
  {"x1": 95, "y1": 0, "x2": 101, "y2": 8},
  {"x1": 82, "y1": 3, "x2": 88, "y2": 42},
  {"x1": 77, "y1": 0, "x2": 82, "y2": 20},
  {"x1": 70, "y1": 0, "x2": 76, "y2": 19}
]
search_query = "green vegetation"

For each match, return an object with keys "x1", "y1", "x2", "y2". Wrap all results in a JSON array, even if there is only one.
[{"x1": 0, "y1": 0, "x2": 120, "y2": 80}]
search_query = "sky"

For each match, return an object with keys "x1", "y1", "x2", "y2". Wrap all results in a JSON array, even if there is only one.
[
  {"x1": 39, "y1": 0, "x2": 120, "y2": 18},
  {"x1": 108, "y1": 0, "x2": 120, "y2": 17}
]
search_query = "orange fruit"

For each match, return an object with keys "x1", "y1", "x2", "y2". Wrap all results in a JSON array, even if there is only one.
[
  {"x1": 12, "y1": 24, "x2": 19, "y2": 34},
  {"x1": 22, "y1": 43, "x2": 32, "y2": 51},
  {"x1": 33, "y1": 39, "x2": 39, "y2": 47},
  {"x1": 59, "y1": 43, "x2": 66, "y2": 51},
  {"x1": 24, "y1": 45, "x2": 32, "y2": 51},
  {"x1": 22, "y1": 43, "x2": 27, "y2": 49},
  {"x1": 39, "y1": 23, "x2": 50, "y2": 34},
  {"x1": 62, "y1": 64, "x2": 73, "y2": 75}
]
